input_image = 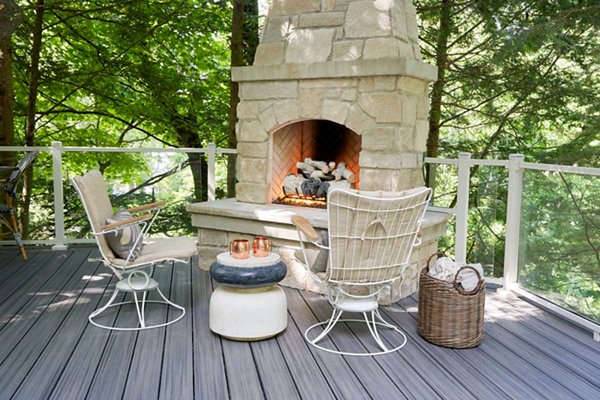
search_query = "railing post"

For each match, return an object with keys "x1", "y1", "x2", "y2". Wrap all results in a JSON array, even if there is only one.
[
  {"x1": 51, "y1": 141, "x2": 67, "y2": 250},
  {"x1": 207, "y1": 143, "x2": 216, "y2": 201},
  {"x1": 455, "y1": 152, "x2": 471, "y2": 264},
  {"x1": 503, "y1": 154, "x2": 524, "y2": 291}
]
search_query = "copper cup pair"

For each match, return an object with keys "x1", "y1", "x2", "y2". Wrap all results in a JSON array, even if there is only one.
[{"x1": 229, "y1": 237, "x2": 272, "y2": 259}]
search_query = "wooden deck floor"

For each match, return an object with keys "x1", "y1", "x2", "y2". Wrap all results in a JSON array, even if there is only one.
[{"x1": 1, "y1": 247, "x2": 600, "y2": 400}]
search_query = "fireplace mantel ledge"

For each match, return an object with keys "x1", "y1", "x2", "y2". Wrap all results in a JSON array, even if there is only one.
[
  {"x1": 186, "y1": 198, "x2": 451, "y2": 232},
  {"x1": 231, "y1": 58, "x2": 437, "y2": 83}
]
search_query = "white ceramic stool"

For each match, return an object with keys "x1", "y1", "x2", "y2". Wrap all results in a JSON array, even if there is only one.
[{"x1": 209, "y1": 252, "x2": 288, "y2": 341}]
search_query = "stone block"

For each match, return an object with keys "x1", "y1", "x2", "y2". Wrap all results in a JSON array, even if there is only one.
[
  {"x1": 346, "y1": 1, "x2": 392, "y2": 38},
  {"x1": 237, "y1": 101, "x2": 259, "y2": 120},
  {"x1": 258, "y1": 106, "x2": 278, "y2": 132},
  {"x1": 253, "y1": 42, "x2": 285, "y2": 66},
  {"x1": 401, "y1": 95, "x2": 418, "y2": 127},
  {"x1": 358, "y1": 92, "x2": 403, "y2": 123},
  {"x1": 238, "y1": 141, "x2": 269, "y2": 158},
  {"x1": 364, "y1": 38, "x2": 400, "y2": 59},
  {"x1": 299, "y1": 78, "x2": 356, "y2": 89},
  {"x1": 406, "y1": 11, "x2": 419, "y2": 42},
  {"x1": 332, "y1": 40, "x2": 363, "y2": 61},
  {"x1": 299, "y1": 12, "x2": 345, "y2": 28},
  {"x1": 400, "y1": 152, "x2": 418, "y2": 168},
  {"x1": 237, "y1": 158, "x2": 268, "y2": 183},
  {"x1": 274, "y1": 99, "x2": 300, "y2": 126},
  {"x1": 361, "y1": 126, "x2": 396, "y2": 151},
  {"x1": 268, "y1": 0, "x2": 321, "y2": 16},
  {"x1": 198, "y1": 246, "x2": 224, "y2": 271},
  {"x1": 322, "y1": 99, "x2": 350, "y2": 125},
  {"x1": 412, "y1": 42, "x2": 422, "y2": 60},
  {"x1": 359, "y1": 167, "x2": 418, "y2": 191},
  {"x1": 240, "y1": 81, "x2": 298, "y2": 100},
  {"x1": 391, "y1": 4, "x2": 409, "y2": 40},
  {"x1": 285, "y1": 28, "x2": 335, "y2": 63},
  {"x1": 416, "y1": 96, "x2": 430, "y2": 119},
  {"x1": 360, "y1": 150, "x2": 403, "y2": 169},
  {"x1": 345, "y1": 104, "x2": 375, "y2": 135},
  {"x1": 322, "y1": 0, "x2": 336, "y2": 12},
  {"x1": 414, "y1": 120, "x2": 429, "y2": 151},
  {"x1": 237, "y1": 120, "x2": 268, "y2": 142},
  {"x1": 261, "y1": 16, "x2": 291, "y2": 43},
  {"x1": 236, "y1": 182, "x2": 270, "y2": 204},
  {"x1": 299, "y1": 88, "x2": 324, "y2": 118},
  {"x1": 398, "y1": 41, "x2": 414, "y2": 59},
  {"x1": 198, "y1": 228, "x2": 229, "y2": 247},
  {"x1": 340, "y1": 88, "x2": 358, "y2": 102},
  {"x1": 277, "y1": 248, "x2": 308, "y2": 290},
  {"x1": 398, "y1": 76, "x2": 428, "y2": 95},
  {"x1": 359, "y1": 76, "x2": 397, "y2": 92},
  {"x1": 396, "y1": 126, "x2": 415, "y2": 151}
]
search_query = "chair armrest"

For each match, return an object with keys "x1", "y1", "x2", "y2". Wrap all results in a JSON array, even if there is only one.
[
  {"x1": 291, "y1": 215, "x2": 319, "y2": 241},
  {"x1": 127, "y1": 201, "x2": 166, "y2": 214},
  {"x1": 99, "y1": 213, "x2": 153, "y2": 232}
]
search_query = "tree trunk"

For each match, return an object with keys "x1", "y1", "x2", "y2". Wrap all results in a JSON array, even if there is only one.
[
  {"x1": 425, "y1": 0, "x2": 452, "y2": 187},
  {"x1": 188, "y1": 151, "x2": 208, "y2": 202},
  {"x1": 0, "y1": 36, "x2": 15, "y2": 153},
  {"x1": 21, "y1": 0, "x2": 45, "y2": 238},
  {"x1": 228, "y1": 1, "x2": 259, "y2": 198},
  {"x1": 227, "y1": 0, "x2": 244, "y2": 197}
]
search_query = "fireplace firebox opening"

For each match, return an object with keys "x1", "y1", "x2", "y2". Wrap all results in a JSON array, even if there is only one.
[{"x1": 270, "y1": 120, "x2": 361, "y2": 207}]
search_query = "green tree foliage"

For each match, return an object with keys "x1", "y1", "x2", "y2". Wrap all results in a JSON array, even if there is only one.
[
  {"x1": 417, "y1": 0, "x2": 600, "y2": 164},
  {"x1": 12, "y1": 0, "x2": 231, "y2": 185},
  {"x1": 417, "y1": 0, "x2": 600, "y2": 320}
]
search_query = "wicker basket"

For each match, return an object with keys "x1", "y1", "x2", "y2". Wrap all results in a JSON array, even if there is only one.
[{"x1": 417, "y1": 253, "x2": 485, "y2": 348}]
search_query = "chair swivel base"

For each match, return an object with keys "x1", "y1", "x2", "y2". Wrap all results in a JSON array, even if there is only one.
[
  {"x1": 304, "y1": 309, "x2": 408, "y2": 356},
  {"x1": 89, "y1": 276, "x2": 185, "y2": 331}
]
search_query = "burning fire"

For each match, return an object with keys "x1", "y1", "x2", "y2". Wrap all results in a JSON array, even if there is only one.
[{"x1": 274, "y1": 193, "x2": 327, "y2": 208}]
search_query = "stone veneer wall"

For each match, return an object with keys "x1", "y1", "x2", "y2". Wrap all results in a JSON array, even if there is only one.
[
  {"x1": 233, "y1": 0, "x2": 437, "y2": 204},
  {"x1": 188, "y1": 200, "x2": 450, "y2": 304}
]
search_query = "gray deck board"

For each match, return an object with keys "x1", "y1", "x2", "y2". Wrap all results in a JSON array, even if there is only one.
[
  {"x1": 1, "y1": 247, "x2": 600, "y2": 400},
  {"x1": 159, "y1": 262, "x2": 195, "y2": 400},
  {"x1": 121, "y1": 264, "x2": 172, "y2": 400}
]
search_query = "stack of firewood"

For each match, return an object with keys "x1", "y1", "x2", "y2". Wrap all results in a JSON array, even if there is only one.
[{"x1": 282, "y1": 158, "x2": 355, "y2": 198}]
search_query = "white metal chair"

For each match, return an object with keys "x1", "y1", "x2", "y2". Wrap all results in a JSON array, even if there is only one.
[
  {"x1": 292, "y1": 186, "x2": 432, "y2": 356},
  {"x1": 72, "y1": 170, "x2": 198, "y2": 331}
]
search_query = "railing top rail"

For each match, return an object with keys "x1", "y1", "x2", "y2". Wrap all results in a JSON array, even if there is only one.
[
  {"x1": 425, "y1": 156, "x2": 599, "y2": 177},
  {"x1": 521, "y1": 161, "x2": 600, "y2": 177},
  {"x1": 424, "y1": 157, "x2": 509, "y2": 167}
]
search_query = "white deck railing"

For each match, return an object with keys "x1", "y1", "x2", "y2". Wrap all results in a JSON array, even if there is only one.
[{"x1": 2, "y1": 143, "x2": 599, "y2": 338}]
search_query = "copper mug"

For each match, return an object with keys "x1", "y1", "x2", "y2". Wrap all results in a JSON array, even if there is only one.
[
  {"x1": 252, "y1": 236, "x2": 272, "y2": 257},
  {"x1": 229, "y1": 239, "x2": 250, "y2": 259}
]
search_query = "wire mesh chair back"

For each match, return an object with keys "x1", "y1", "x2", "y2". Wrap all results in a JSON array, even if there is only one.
[{"x1": 327, "y1": 186, "x2": 432, "y2": 286}]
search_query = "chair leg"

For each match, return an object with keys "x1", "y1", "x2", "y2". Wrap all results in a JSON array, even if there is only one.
[
  {"x1": 363, "y1": 311, "x2": 389, "y2": 352},
  {"x1": 311, "y1": 307, "x2": 344, "y2": 345},
  {"x1": 7, "y1": 197, "x2": 27, "y2": 261}
]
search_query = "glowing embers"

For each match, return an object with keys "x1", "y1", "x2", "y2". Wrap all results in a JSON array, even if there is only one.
[{"x1": 273, "y1": 192, "x2": 327, "y2": 209}]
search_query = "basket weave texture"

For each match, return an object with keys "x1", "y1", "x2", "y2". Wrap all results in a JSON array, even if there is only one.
[{"x1": 417, "y1": 253, "x2": 485, "y2": 348}]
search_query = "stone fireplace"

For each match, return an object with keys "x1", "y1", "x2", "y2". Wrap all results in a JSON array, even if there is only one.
[{"x1": 187, "y1": 0, "x2": 451, "y2": 302}]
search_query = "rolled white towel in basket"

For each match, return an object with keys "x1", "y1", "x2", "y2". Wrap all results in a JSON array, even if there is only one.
[
  {"x1": 456, "y1": 263, "x2": 484, "y2": 292},
  {"x1": 428, "y1": 257, "x2": 484, "y2": 292}
]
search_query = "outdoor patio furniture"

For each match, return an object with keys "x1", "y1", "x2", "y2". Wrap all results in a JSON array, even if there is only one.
[
  {"x1": 292, "y1": 186, "x2": 432, "y2": 356},
  {"x1": 71, "y1": 169, "x2": 198, "y2": 331},
  {"x1": 0, "y1": 151, "x2": 39, "y2": 261},
  {"x1": 209, "y1": 252, "x2": 288, "y2": 340}
]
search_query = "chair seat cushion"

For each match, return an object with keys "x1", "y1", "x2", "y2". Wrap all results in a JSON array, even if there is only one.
[
  {"x1": 110, "y1": 237, "x2": 198, "y2": 267},
  {"x1": 105, "y1": 208, "x2": 144, "y2": 260}
]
